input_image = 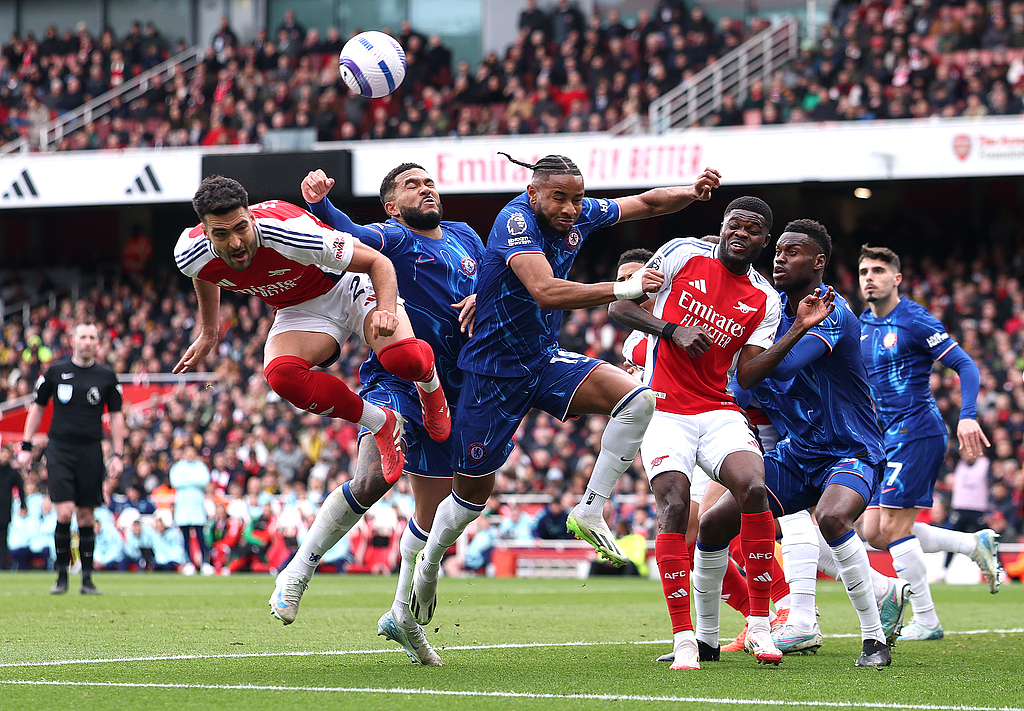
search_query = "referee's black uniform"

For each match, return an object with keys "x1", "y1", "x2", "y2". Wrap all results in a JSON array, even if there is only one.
[{"x1": 32, "y1": 357, "x2": 122, "y2": 590}]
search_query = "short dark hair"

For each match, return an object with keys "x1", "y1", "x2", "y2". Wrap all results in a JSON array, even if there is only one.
[
  {"x1": 192, "y1": 175, "x2": 248, "y2": 220},
  {"x1": 784, "y1": 218, "x2": 832, "y2": 264},
  {"x1": 498, "y1": 152, "x2": 583, "y2": 184},
  {"x1": 379, "y1": 162, "x2": 427, "y2": 206},
  {"x1": 859, "y1": 244, "x2": 900, "y2": 273},
  {"x1": 616, "y1": 248, "x2": 653, "y2": 270},
  {"x1": 723, "y1": 196, "x2": 773, "y2": 232}
]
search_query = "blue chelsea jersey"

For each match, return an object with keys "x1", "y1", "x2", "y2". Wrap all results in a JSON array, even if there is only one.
[
  {"x1": 860, "y1": 297, "x2": 954, "y2": 441},
  {"x1": 458, "y1": 192, "x2": 621, "y2": 377},
  {"x1": 305, "y1": 198, "x2": 485, "y2": 401},
  {"x1": 753, "y1": 287, "x2": 885, "y2": 464}
]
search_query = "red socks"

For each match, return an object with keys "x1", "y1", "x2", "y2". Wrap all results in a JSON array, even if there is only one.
[
  {"x1": 740, "y1": 510, "x2": 776, "y2": 618},
  {"x1": 656, "y1": 533, "x2": 692, "y2": 633}
]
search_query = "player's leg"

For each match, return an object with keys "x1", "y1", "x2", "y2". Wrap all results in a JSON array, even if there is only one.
[
  {"x1": 365, "y1": 304, "x2": 450, "y2": 443},
  {"x1": 565, "y1": 362, "x2": 656, "y2": 565},
  {"x1": 270, "y1": 433, "x2": 396, "y2": 624},
  {"x1": 880, "y1": 506, "x2": 945, "y2": 640},
  {"x1": 692, "y1": 489, "x2": 740, "y2": 658},
  {"x1": 912, "y1": 521, "x2": 1001, "y2": 593},
  {"x1": 774, "y1": 509, "x2": 823, "y2": 654}
]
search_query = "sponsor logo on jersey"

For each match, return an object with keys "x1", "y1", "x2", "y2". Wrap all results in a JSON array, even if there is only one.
[
  {"x1": 566, "y1": 228, "x2": 582, "y2": 249},
  {"x1": 87, "y1": 386, "x2": 101, "y2": 405},
  {"x1": 597, "y1": 198, "x2": 610, "y2": 212},
  {"x1": 651, "y1": 455, "x2": 669, "y2": 467},
  {"x1": 734, "y1": 300, "x2": 756, "y2": 313},
  {"x1": 926, "y1": 331, "x2": 949, "y2": 348},
  {"x1": 467, "y1": 442, "x2": 487, "y2": 462},
  {"x1": 461, "y1": 256, "x2": 478, "y2": 276},
  {"x1": 688, "y1": 279, "x2": 707, "y2": 292},
  {"x1": 507, "y1": 212, "x2": 528, "y2": 236},
  {"x1": 883, "y1": 331, "x2": 898, "y2": 349},
  {"x1": 332, "y1": 234, "x2": 346, "y2": 261},
  {"x1": 216, "y1": 278, "x2": 236, "y2": 288},
  {"x1": 57, "y1": 383, "x2": 73, "y2": 403},
  {"x1": 507, "y1": 236, "x2": 533, "y2": 246},
  {"x1": 269, "y1": 268, "x2": 291, "y2": 276},
  {"x1": 231, "y1": 278, "x2": 300, "y2": 298},
  {"x1": 676, "y1": 290, "x2": 747, "y2": 347}
]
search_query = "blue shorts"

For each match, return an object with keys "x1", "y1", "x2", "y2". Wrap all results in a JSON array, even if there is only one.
[
  {"x1": 453, "y1": 349, "x2": 603, "y2": 475},
  {"x1": 764, "y1": 438, "x2": 883, "y2": 517},
  {"x1": 868, "y1": 434, "x2": 946, "y2": 509},
  {"x1": 361, "y1": 380, "x2": 454, "y2": 478}
]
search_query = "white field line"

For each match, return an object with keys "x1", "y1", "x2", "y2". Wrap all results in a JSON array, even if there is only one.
[
  {"x1": 0, "y1": 679, "x2": 1021, "y2": 711},
  {"x1": 0, "y1": 628, "x2": 1021, "y2": 669}
]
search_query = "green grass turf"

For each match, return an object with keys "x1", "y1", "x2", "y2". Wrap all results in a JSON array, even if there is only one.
[{"x1": 0, "y1": 571, "x2": 1021, "y2": 711}]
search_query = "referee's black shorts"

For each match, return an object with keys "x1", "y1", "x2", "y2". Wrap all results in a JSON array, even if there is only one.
[{"x1": 45, "y1": 438, "x2": 105, "y2": 508}]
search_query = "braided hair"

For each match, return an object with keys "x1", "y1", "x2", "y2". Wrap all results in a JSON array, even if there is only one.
[{"x1": 498, "y1": 152, "x2": 583, "y2": 184}]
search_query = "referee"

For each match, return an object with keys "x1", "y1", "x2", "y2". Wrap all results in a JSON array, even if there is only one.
[{"x1": 18, "y1": 322, "x2": 125, "y2": 595}]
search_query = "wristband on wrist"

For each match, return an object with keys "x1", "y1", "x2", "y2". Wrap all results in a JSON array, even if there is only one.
[
  {"x1": 661, "y1": 322, "x2": 678, "y2": 340},
  {"x1": 613, "y1": 273, "x2": 646, "y2": 301},
  {"x1": 20, "y1": 441, "x2": 32, "y2": 452}
]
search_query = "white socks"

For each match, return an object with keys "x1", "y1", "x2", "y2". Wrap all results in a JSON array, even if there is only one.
[
  {"x1": 576, "y1": 387, "x2": 655, "y2": 518},
  {"x1": 420, "y1": 492, "x2": 485, "y2": 578},
  {"x1": 779, "y1": 510, "x2": 819, "y2": 631},
  {"x1": 693, "y1": 544, "x2": 729, "y2": 647},
  {"x1": 359, "y1": 402, "x2": 387, "y2": 433},
  {"x1": 287, "y1": 481, "x2": 363, "y2": 579},
  {"x1": 392, "y1": 517, "x2": 429, "y2": 627},
  {"x1": 829, "y1": 530, "x2": 884, "y2": 643},
  {"x1": 889, "y1": 535, "x2": 940, "y2": 628},
  {"x1": 912, "y1": 522, "x2": 976, "y2": 556}
]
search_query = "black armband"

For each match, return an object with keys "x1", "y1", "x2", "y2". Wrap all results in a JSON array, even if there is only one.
[
  {"x1": 20, "y1": 441, "x2": 32, "y2": 452},
  {"x1": 661, "y1": 322, "x2": 678, "y2": 340}
]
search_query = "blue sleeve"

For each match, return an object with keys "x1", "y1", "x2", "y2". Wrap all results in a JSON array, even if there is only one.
[
  {"x1": 305, "y1": 198, "x2": 386, "y2": 251},
  {"x1": 938, "y1": 344, "x2": 980, "y2": 420},
  {"x1": 730, "y1": 375, "x2": 754, "y2": 410},
  {"x1": 579, "y1": 197, "x2": 621, "y2": 233},
  {"x1": 909, "y1": 307, "x2": 957, "y2": 361},
  {"x1": 769, "y1": 332, "x2": 832, "y2": 381},
  {"x1": 492, "y1": 207, "x2": 544, "y2": 264}
]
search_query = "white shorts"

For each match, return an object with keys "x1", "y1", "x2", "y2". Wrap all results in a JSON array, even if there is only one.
[
  {"x1": 268, "y1": 273, "x2": 398, "y2": 354},
  {"x1": 691, "y1": 465, "x2": 711, "y2": 504},
  {"x1": 640, "y1": 409, "x2": 762, "y2": 488}
]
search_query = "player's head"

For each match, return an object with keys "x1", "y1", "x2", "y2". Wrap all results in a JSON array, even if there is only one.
[
  {"x1": 500, "y1": 152, "x2": 584, "y2": 236},
  {"x1": 719, "y1": 196, "x2": 773, "y2": 269},
  {"x1": 858, "y1": 244, "x2": 902, "y2": 304},
  {"x1": 616, "y1": 248, "x2": 653, "y2": 282},
  {"x1": 192, "y1": 175, "x2": 257, "y2": 272},
  {"x1": 71, "y1": 321, "x2": 99, "y2": 364},
  {"x1": 773, "y1": 218, "x2": 831, "y2": 292},
  {"x1": 379, "y1": 162, "x2": 443, "y2": 231}
]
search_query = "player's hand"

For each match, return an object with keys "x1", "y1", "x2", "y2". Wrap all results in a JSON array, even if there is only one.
[
  {"x1": 639, "y1": 268, "x2": 664, "y2": 294},
  {"x1": 370, "y1": 309, "x2": 399, "y2": 339},
  {"x1": 16, "y1": 449, "x2": 33, "y2": 469},
  {"x1": 671, "y1": 325, "x2": 714, "y2": 357},
  {"x1": 452, "y1": 293, "x2": 477, "y2": 337},
  {"x1": 956, "y1": 418, "x2": 990, "y2": 459},
  {"x1": 107, "y1": 456, "x2": 124, "y2": 479},
  {"x1": 692, "y1": 167, "x2": 722, "y2": 201},
  {"x1": 794, "y1": 287, "x2": 836, "y2": 331},
  {"x1": 301, "y1": 169, "x2": 335, "y2": 204},
  {"x1": 173, "y1": 333, "x2": 218, "y2": 374}
]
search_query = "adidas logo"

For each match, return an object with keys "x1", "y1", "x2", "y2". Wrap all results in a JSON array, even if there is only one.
[
  {"x1": 2, "y1": 169, "x2": 39, "y2": 199},
  {"x1": 125, "y1": 164, "x2": 162, "y2": 195},
  {"x1": 216, "y1": 279, "x2": 236, "y2": 288},
  {"x1": 688, "y1": 278, "x2": 707, "y2": 293},
  {"x1": 753, "y1": 572, "x2": 773, "y2": 584},
  {"x1": 668, "y1": 588, "x2": 689, "y2": 599}
]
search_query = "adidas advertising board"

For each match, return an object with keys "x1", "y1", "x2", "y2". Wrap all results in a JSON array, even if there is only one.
[{"x1": 0, "y1": 150, "x2": 200, "y2": 208}]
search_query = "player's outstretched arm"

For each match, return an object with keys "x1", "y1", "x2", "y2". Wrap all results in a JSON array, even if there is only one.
[
  {"x1": 173, "y1": 279, "x2": 221, "y2": 374},
  {"x1": 302, "y1": 170, "x2": 383, "y2": 242},
  {"x1": 348, "y1": 240, "x2": 399, "y2": 339},
  {"x1": 614, "y1": 167, "x2": 721, "y2": 223},
  {"x1": 608, "y1": 300, "x2": 712, "y2": 357},
  {"x1": 511, "y1": 253, "x2": 663, "y2": 310}
]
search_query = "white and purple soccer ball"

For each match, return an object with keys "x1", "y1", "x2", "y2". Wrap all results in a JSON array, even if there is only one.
[{"x1": 338, "y1": 31, "x2": 406, "y2": 98}]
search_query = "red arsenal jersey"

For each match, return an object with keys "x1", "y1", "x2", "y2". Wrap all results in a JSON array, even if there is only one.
[{"x1": 174, "y1": 200, "x2": 356, "y2": 309}]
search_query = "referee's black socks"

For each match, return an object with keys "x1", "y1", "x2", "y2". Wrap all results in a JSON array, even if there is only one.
[
  {"x1": 78, "y1": 525, "x2": 95, "y2": 577},
  {"x1": 54, "y1": 522, "x2": 72, "y2": 575}
]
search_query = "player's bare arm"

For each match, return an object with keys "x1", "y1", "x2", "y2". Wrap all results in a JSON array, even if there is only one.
[
  {"x1": 613, "y1": 167, "x2": 721, "y2": 222},
  {"x1": 173, "y1": 278, "x2": 221, "y2": 374},
  {"x1": 511, "y1": 252, "x2": 663, "y2": 310},
  {"x1": 301, "y1": 169, "x2": 335, "y2": 204},
  {"x1": 734, "y1": 287, "x2": 836, "y2": 390},
  {"x1": 608, "y1": 299, "x2": 712, "y2": 357},
  {"x1": 347, "y1": 239, "x2": 400, "y2": 339},
  {"x1": 452, "y1": 293, "x2": 477, "y2": 337}
]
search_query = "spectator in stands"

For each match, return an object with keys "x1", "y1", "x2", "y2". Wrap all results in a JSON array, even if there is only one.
[
  {"x1": 169, "y1": 445, "x2": 213, "y2": 575},
  {"x1": 534, "y1": 491, "x2": 575, "y2": 540}
]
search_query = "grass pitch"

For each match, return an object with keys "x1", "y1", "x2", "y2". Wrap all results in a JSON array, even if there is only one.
[{"x1": 0, "y1": 571, "x2": 1021, "y2": 711}]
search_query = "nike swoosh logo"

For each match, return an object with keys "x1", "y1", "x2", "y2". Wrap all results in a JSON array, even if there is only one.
[
  {"x1": 416, "y1": 255, "x2": 435, "y2": 264},
  {"x1": 861, "y1": 334, "x2": 869, "y2": 340},
  {"x1": 61, "y1": 373, "x2": 74, "y2": 379},
  {"x1": 847, "y1": 581, "x2": 864, "y2": 591}
]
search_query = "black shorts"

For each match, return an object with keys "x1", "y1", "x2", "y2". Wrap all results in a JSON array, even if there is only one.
[{"x1": 45, "y1": 438, "x2": 105, "y2": 508}]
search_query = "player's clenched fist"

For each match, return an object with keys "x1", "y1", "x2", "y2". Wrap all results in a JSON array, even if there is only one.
[
  {"x1": 370, "y1": 309, "x2": 399, "y2": 339},
  {"x1": 301, "y1": 169, "x2": 335, "y2": 204}
]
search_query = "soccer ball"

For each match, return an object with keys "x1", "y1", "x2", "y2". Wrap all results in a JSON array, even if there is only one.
[{"x1": 338, "y1": 31, "x2": 406, "y2": 98}]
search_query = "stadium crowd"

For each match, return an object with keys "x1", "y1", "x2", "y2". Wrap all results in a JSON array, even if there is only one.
[
  {"x1": 3, "y1": 0, "x2": 1024, "y2": 151},
  {"x1": 2, "y1": 234, "x2": 1023, "y2": 576}
]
